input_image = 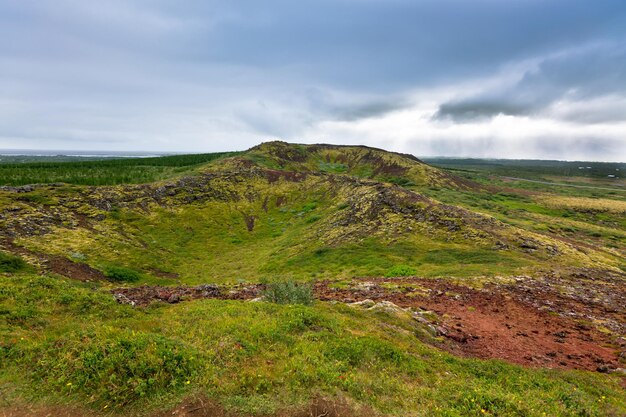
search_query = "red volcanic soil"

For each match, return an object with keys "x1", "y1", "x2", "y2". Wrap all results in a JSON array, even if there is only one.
[
  {"x1": 112, "y1": 273, "x2": 625, "y2": 374},
  {"x1": 314, "y1": 277, "x2": 621, "y2": 372}
]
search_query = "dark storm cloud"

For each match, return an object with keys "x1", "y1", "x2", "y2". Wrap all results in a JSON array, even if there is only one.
[
  {"x1": 434, "y1": 43, "x2": 626, "y2": 123},
  {"x1": 0, "y1": 0, "x2": 625, "y2": 159},
  {"x1": 300, "y1": 89, "x2": 412, "y2": 122},
  {"x1": 331, "y1": 99, "x2": 412, "y2": 122}
]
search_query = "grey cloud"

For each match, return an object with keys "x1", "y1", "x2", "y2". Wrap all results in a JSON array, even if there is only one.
[
  {"x1": 402, "y1": 135, "x2": 626, "y2": 161},
  {"x1": 434, "y1": 101, "x2": 529, "y2": 122},
  {"x1": 434, "y1": 43, "x2": 626, "y2": 123},
  {"x1": 0, "y1": 0, "x2": 625, "y2": 158},
  {"x1": 330, "y1": 99, "x2": 410, "y2": 122},
  {"x1": 302, "y1": 89, "x2": 411, "y2": 122}
]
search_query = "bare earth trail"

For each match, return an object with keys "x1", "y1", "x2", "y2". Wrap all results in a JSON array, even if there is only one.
[{"x1": 113, "y1": 273, "x2": 626, "y2": 375}]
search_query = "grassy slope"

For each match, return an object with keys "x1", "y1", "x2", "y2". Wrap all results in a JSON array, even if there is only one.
[
  {"x1": 8, "y1": 169, "x2": 616, "y2": 285},
  {"x1": 2, "y1": 273, "x2": 624, "y2": 416},
  {"x1": 418, "y1": 169, "x2": 626, "y2": 267},
  {"x1": 234, "y1": 141, "x2": 472, "y2": 189},
  {"x1": 1, "y1": 143, "x2": 625, "y2": 415}
]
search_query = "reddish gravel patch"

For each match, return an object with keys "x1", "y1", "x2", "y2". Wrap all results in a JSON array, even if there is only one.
[
  {"x1": 112, "y1": 283, "x2": 262, "y2": 306},
  {"x1": 110, "y1": 274, "x2": 625, "y2": 373},
  {"x1": 412, "y1": 286, "x2": 616, "y2": 371},
  {"x1": 315, "y1": 277, "x2": 622, "y2": 372}
]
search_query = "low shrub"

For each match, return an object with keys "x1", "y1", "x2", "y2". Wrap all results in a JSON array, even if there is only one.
[
  {"x1": 306, "y1": 214, "x2": 322, "y2": 223},
  {"x1": 262, "y1": 280, "x2": 315, "y2": 305},
  {"x1": 104, "y1": 266, "x2": 141, "y2": 283},
  {"x1": 0, "y1": 251, "x2": 27, "y2": 273},
  {"x1": 385, "y1": 264, "x2": 417, "y2": 277}
]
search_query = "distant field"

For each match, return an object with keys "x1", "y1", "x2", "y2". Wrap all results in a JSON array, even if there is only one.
[
  {"x1": 0, "y1": 152, "x2": 240, "y2": 186},
  {"x1": 424, "y1": 158, "x2": 625, "y2": 187},
  {"x1": 419, "y1": 159, "x2": 626, "y2": 265}
]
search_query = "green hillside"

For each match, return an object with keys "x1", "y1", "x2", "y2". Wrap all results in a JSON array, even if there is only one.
[
  {"x1": 3, "y1": 145, "x2": 618, "y2": 284},
  {"x1": 1, "y1": 142, "x2": 624, "y2": 416}
]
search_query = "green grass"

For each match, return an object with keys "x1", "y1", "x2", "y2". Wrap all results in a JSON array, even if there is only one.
[
  {"x1": 261, "y1": 280, "x2": 315, "y2": 305},
  {"x1": 385, "y1": 265, "x2": 417, "y2": 277},
  {"x1": 318, "y1": 162, "x2": 347, "y2": 173},
  {"x1": 0, "y1": 152, "x2": 240, "y2": 186},
  {"x1": 0, "y1": 252, "x2": 27, "y2": 273},
  {"x1": 275, "y1": 239, "x2": 530, "y2": 280},
  {"x1": 104, "y1": 266, "x2": 142, "y2": 283},
  {"x1": 1, "y1": 144, "x2": 625, "y2": 415},
  {"x1": 418, "y1": 178, "x2": 626, "y2": 260},
  {"x1": 423, "y1": 158, "x2": 626, "y2": 181},
  {"x1": 12, "y1": 160, "x2": 589, "y2": 286},
  {"x1": 17, "y1": 200, "x2": 538, "y2": 284},
  {"x1": 1, "y1": 274, "x2": 624, "y2": 416}
]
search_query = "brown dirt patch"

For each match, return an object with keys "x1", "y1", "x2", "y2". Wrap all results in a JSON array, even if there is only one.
[
  {"x1": 0, "y1": 239, "x2": 105, "y2": 282},
  {"x1": 153, "y1": 396, "x2": 229, "y2": 417},
  {"x1": 109, "y1": 272, "x2": 625, "y2": 374},
  {"x1": 263, "y1": 169, "x2": 308, "y2": 184},
  {"x1": 45, "y1": 255, "x2": 106, "y2": 281},
  {"x1": 315, "y1": 277, "x2": 623, "y2": 372}
]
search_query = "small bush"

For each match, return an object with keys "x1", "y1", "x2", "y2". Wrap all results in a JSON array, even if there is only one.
[
  {"x1": 104, "y1": 266, "x2": 141, "y2": 283},
  {"x1": 262, "y1": 280, "x2": 315, "y2": 305},
  {"x1": 301, "y1": 202, "x2": 317, "y2": 213},
  {"x1": 306, "y1": 214, "x2": 322, "y2": 223},
  {"x1": 314, "y1": 247, "x2": 331, "y2": 256},
  {"x1": 385, "y1": 264, "x2": 417, "y2": 277},
  {"x1": 384, "y1": 176, "x2": 414, "y2": 186},
  {"x1": 0, "y1": 251, "x2": 27, "y2": 273},
  {"x1": 69, "y1": 251, "x2": 87, "y2": 261}
]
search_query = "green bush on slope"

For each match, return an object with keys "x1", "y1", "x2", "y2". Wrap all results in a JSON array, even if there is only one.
[
  {"x1": 385, "y1": 264, "x2": 417, "y2": 277},
  {"x1": 104, "y1": 266, "x2": 142, "y2": 283},
  {"x1": 261, "y1": 280, "x2": 315, "y2": 305},
  {"x1": 0, "y1": 251, "x2": 27, "y2": 273}
]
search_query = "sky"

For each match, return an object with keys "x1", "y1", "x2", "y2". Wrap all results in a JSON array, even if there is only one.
[{"x1": 1, "y1": 0, "x2": 626, "y2": 161}]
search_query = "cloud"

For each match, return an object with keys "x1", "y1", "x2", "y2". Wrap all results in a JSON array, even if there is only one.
[
  {"x1": 0, "y1": 0, "x2": 625, "y2": 159},
  {"x1": 434, "y1": 42, "x2": 626, "y2": 123},
  {"x1": 300, "y1": 102, "x2": 626, "y2": 161}
]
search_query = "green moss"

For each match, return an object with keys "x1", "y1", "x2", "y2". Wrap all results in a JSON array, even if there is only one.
[
  {"x1": 318, "y1": 162, "x2": 347, "y2": 173},
  {"x1": 12, "y1": 329, "x2": 198, "y2": 407}
]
